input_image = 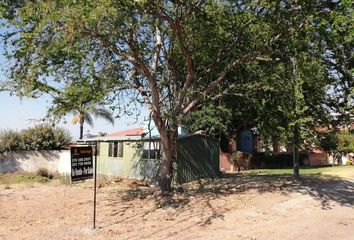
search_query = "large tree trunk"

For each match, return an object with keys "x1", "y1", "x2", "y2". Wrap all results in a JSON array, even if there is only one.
[
  {"x1": 156, "y1": 126, "x2": 178, "y2": 191},
  {"x1": 272, "y1": 137, "x2": 280, "y2": 153}
]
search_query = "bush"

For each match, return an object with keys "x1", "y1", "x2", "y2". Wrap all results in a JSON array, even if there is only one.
[
  {"x1": 0, "y1": 129, "x2": 22, "y2": 153},
  {"x1": 35, "y1": 168, "x2": 53, "y2": 179},
  {"x1": 20, "y1": 124, "x2": 71, "y2": 150},
  {"x1": 0, "y1": 124, "x2": 71, "y2": 153}
]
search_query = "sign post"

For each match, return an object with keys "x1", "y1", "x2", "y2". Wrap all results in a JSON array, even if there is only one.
[
  {"x1": 70, "y1": 145, "x2": 97, "y2": 229},
  {"x1": 93, "y1": 143, "x2": 97, "y2": 229}
]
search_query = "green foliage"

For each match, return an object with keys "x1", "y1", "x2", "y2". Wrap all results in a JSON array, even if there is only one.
[
  {"x1": 48, "y1": 84, "x2": 115, "y2": 139},
  {"x1": 20, "y1": 124, "x2": 71, "y2": 150},
  {"x1": 0, "y1": 124, "x2": 71, "y2": 153},
  {"x1": 319, "y1": 129, "x2": 354, "y2": 154},
  {"x1": 184, "y1": 104, "x2": 232, "y2": 137},
  {"x1": 337, "y1": 131, "x2": 354, "y2": 154},
  {"x1": 0, "y1": 129, "x2": 22, "y2": 153},
  {"x1": 318, "y1": 131, "x2": 338, "y2": 153}
]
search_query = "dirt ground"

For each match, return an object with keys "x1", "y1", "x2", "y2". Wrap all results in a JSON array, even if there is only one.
[{"x1": 1, "y1": 174, "x2": 353, "y2": 240}]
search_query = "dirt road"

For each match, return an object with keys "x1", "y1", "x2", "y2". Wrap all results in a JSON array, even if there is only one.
[{"x1": 0, "y1": 175, "x2": 353, "y2": 240}]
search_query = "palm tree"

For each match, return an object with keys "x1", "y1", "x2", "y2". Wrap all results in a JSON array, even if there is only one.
[
  {"x1": 70, "y1": 103, "x2": 115, "y2": 139},
  {"x1": 49, "y1": 92, "x2": 115, "y2": 139}
]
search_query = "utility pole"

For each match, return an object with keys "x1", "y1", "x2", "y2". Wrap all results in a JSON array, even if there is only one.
[{"x1": 291, "y1": 57, "x2": 300, "y2": 180}]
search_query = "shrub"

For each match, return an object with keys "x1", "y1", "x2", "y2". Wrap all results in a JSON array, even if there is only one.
[
  {"x1": 35, "y1": 168, "x2": 53, "y2": 179},
  {"x1": 21, "y1": 124, "x2": 71, "y2": 150},
  {"x1": 0, "y1": 129, "x2": 22, "y2": 153},
  {"x1": 0, "y1": 124, "x2": 71, "y2": 153}
]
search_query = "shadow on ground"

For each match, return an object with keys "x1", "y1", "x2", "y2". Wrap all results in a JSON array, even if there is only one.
[
  {"x1": 99, "y1": 173, "x2": 354, "y2": 239},
  {"x1": 221, "y1": 173, "x2": 354, "y2": 209}
]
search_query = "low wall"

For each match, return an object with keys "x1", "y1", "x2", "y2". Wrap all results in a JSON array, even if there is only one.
[
  {"x1": 308, "y1": 152, "x2": 329, "y2": 166},
  {"x1": 220, "y1": 152, "x2": 233, "y2": 172},
  {"x1": 0, "y1": 150, "x2": 71, "y2": 174},
  {"x1": 250, "y1": 152, "x2": 308, "y2": 169}
]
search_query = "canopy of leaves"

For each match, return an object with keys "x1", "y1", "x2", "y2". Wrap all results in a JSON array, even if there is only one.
[
  {"x1": 48, "y1": 78, "x2": 114, "y2": 126},
  {"x1": 0, "y1": 0, "x2": 321, "y2": 123},
  {"x1": 184, "y1": 104, "x2": 232, "y2": 137},
  {"x1": 182, "y1": 0, "x2": 353, "y2": 150}
]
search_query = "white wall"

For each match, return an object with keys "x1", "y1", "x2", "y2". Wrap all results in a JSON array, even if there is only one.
[{"x1": 0, "y1": 150, "x2": 71, "y2": 174}]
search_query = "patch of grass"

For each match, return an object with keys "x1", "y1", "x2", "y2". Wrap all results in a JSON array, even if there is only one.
[
  {"x1": 58, "y1": 174, "x2": 71, "y2": 185},
  {"x1": 0, "y1": 172, "x2": 50, "y2": 185},
  {"x1": 246, "y1": 166, "x2": 354, "y2": 179}
]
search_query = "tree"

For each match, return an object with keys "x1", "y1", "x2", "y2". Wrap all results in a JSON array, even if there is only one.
[
  {"x1": 1, "y1": 1, "x2": 350, "y2": 189},
  {"x1": 48, "y1": 80, "x2": 115, "y2": 139},
  {"x1": 182, "y1": 0, "x2": 353, "y2": 179},
  {"x1": 184, "y1": 104, "x2": 233, "y2": 138},
  {"x1": 51, "y1": 100, "x2": 115, "y2": 140},
  {"x1": 337, "y1": 130, "x2": 354, "y2": 155}
]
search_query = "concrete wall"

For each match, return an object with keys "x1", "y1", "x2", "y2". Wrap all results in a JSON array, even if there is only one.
[{"x1": 0, "y1": 150, "x2": 71, "y2": 174}]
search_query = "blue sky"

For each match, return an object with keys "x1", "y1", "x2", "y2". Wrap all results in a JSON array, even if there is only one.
[{"x1": 0, "y1": 39, "x2": 146, "y2": 140}]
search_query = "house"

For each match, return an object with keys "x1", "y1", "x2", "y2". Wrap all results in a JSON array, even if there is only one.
[{"x1": 79, "y1": 127, "x2": 220, "y2": 184}]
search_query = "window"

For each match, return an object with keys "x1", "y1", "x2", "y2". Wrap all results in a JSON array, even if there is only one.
[
  {"x1": 142, "y1": 141, "x2": 160, "y2": 159},
  {"x1": 108, "y1": 142, "x2": 123, "y2": 158}
]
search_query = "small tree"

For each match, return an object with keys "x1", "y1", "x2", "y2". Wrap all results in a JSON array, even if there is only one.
[{"x1": 337, "y1": 130, "x2": 354, "y2": 155}]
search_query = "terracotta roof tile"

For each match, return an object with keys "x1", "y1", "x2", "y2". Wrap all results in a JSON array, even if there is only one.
[{"x1": 106, "y1": 127, "x2": 144, "y2": 137}]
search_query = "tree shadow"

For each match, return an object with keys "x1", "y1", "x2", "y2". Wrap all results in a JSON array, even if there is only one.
[
  {"x1": 99, "y1": 173, "x2": 354, "y2": 239},
  {"x1": 221, "y1": 173, "x2": 354, "y2": 208}
]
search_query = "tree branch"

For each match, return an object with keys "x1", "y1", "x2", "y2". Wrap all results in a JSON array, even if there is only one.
[
  {"x1": 151, "y1": 23, "x2": 162, "y2": 76},
  {"x1": 179, "y1": 32, "x2": 283, "y2": 119},
  {"x1": 171, "y1": 20, "x2": 194, "y2": 113},
  {"x1": 179, "y1": 50, "x2": 263, "y2": 120}
]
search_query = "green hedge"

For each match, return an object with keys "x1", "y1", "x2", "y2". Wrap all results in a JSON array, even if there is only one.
[{"x1": 0, "y1": 124, "x2": 71, "y2": 153}]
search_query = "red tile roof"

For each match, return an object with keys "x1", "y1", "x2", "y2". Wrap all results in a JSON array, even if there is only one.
[{"x1": 105, "y1": 127, "x2": 144, "y2": 137}]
